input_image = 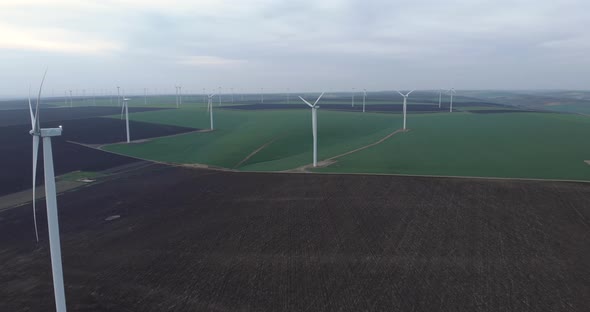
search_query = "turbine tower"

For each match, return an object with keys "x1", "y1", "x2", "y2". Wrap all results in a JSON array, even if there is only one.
[
  {"x1": 448, "y1": 88, "x2": 456, "y2": 112},
  {"x1": 363, "y1": 89, "x2": 367, "y2": 113},
  {"x1": 179, "y1": 86, "x2": 183, "y2": 106},
  {"x1": 438, "y1": 88, "x2": 443, "y2": 109},
  {"x1": 299, "y1": 92, "x2": 325, "y2": 167},
  {"x1": 116, "y1": 86, "x2": 121, "y2": 107},
  {"x1": 121, "y1": 97, "x2": 131, "y2": 143},
  {"x1": 208, "y1": 94, "x2": 215, "y2": 130},
  {"x1": 396, "y1": 90, "x2": 414, "y2": 131},
  {"x1": 29, "y1": 70, "x2": 68, "y2": 312}
]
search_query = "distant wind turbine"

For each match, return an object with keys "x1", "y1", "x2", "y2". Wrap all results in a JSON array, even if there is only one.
[
  {"x1": 116, "y1": 86, "x2": 121, "y2": 107},
  {"x1": 396, "y1": 90, "x2": 414, "y2": 131},
  {"x1": 121, "y1": 97, "x2": 131, "y2": 143},
  {"x1": 29, "y1": 70, "x2": 68, "y2": 312},
  {"x1": 448, "y1": 88, "x2": 456, "y2": 112},
  {"x1": 299, "y1": 92, "x2": 325, "y2": 167},
  {"x1": 438, "y1": 88, "x2": 443, "y2": 109},
  {"x1": 208, "y1": 94, "x2": 215, "y2": 130},
  {"x1": 363, "y1": 89, "x2": 367, "y2": 113}
]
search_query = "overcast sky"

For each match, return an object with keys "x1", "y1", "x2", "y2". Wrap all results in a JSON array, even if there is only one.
[{"x1": 0, "y1": 0, "x2": 589, "y2": 97}]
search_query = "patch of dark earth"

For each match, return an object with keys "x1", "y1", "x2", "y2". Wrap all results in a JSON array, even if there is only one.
[
  {"x1": 0, "y1": 118, "x2": 195, "y2": 196},
  {"x1": 0, "y1": 106, "x2": 171, "y2": 127},
  {"x1": 1, "y1": 165, "x2": 588, "y2": 311}
]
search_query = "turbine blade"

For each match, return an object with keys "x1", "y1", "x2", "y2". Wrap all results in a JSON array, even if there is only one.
[
  {"x1": 299, "y1": 96, "x2": 313, "y2": 108},
  {"x1": 32, "y1": 135, "x2": 40, "y2": 242},
  {"x1": 396, "y1": 90, "x2": 404, "y2": 97},
  {"x1": 120, "y1": 102, "x2": 125, "y2": 120},
  {"x1": 34, "y1": 69, "x2": 47, "y2": 132},
  {"x1": 28, "y1": 86, "x2": 35, "y2": 130},
  {"x1": 406, "y1": 90, "x2": 415, "y2": 96},
  {"x1": 313, "y1": 92, "x2": 325, "y2": 106}
]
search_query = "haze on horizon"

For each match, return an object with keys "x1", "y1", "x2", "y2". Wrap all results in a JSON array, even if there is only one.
[{"x1": 0, "y1": 0, "x2": 588, "y2": 97}]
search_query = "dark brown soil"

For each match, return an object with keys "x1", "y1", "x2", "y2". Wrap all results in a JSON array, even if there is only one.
[
  {"x1": 0, "y1": 106, "x2": 169, "y2": 127},
  {"x1": 1, "y1": 165, "x2": 588, "y2": 311},
  {"x1": 0, "y1": 116, "x2": 196, "y2": 196}
]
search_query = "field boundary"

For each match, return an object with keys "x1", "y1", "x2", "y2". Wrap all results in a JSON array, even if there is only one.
[
  {"x1": 285, "y1": 129, "x2": 406, "y2": 172},
  {"x1": 91, "y1": 128, "x2": 209, "y2": 149},
  {"x1": 234, "y1": 137, "x2": 278, "y2": 168}
]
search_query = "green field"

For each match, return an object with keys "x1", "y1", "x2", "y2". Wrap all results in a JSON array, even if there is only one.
[{"x1": 102, "y1": 104, "x2": 590, "y2": 181}]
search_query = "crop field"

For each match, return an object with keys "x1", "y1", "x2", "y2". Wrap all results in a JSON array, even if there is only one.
[
  {"x1": 103, "y1": 108, "x2": 403, "y2": 170},
  {"x1": 0, "y1": 164, "x2": 588, "y2": 311},
  {"x1": 102, "y1": 105, "x2": 590, "y2": 180},
  {"x1": 316, "y1": 112, "x2": 590, "y2": 180},
  {"x1": 0, "y1": 107, "x2": 196, "y2": 195},
  {"x1": 226, "y1": 103, "x2": 446, "y2": 113}
]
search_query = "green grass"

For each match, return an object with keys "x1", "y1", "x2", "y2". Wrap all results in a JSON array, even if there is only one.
[
  {"x1": 57, "y1": 170, "x2": 105, "y2": 181},
  {"x1": 315, "y1": 112, "x2": 590, "y2": 180},
  {"x1": 103, "y1": 107, "x2": 402, "y2": 170},
  {"x1": 102, "y1": 105, "x2": 590, "y2": 181}
]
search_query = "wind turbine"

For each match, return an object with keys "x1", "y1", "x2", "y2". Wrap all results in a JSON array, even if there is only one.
[
  {"x1": 363, "y1": 89, "x2": 367, "y2": 113},
  {"x1": 448, "y1": 88, "x2": 456, "y2": 112},
  {"x1": 120, "y1": 95, "x2": 131, "y2": 143},
  {"x1": 299, "y1": 92, "x2": 325, "y2": 167},
  {"x1": 29, "y1": 70, "x2": 68, "y2": 312},
  {"x1": 116, "y1": 86, "x2": 121, "y2": 107},
  {"x1": 438, "y1": 88, "x2": 443, "y2": 109},
  {"x1": 179, "y1": 86, "x2": 182, "y2": 106},
  {"x1": 396, "y1": 90, "x2": 414, "y2": 131},
  {"x1": 207, "y1": 94, "x2": 215, "y2": 130},
  {"x1": 174, "y1": 86, "x2": 179, "y2": 108}
]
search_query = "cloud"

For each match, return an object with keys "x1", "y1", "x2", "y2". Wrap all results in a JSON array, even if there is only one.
[
  {"x1": 0, "y1": 24, "x2": 121, "y2": 54},
  {"x1": 176, "y1": 55, "x2": 246, "y2": 66}
]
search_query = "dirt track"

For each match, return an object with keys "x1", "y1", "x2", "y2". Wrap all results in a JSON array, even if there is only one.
[{"x1": 1, "y1": 164, "x2": 588, "y2": 311}]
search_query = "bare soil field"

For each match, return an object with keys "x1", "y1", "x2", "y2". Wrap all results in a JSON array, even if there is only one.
[
  {"x1": 0, "y1": 106, "x2": 168, "y2": 127},
  {"x1": 0, "y1": 116, "x2": 195, "y2": 196},
  {"x1": 1, "y1": 164, "x2": 588, "y2": 311}
]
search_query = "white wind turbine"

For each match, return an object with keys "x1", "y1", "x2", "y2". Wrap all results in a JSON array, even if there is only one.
[
  {"x1": 116, "y1": 86, "x2": 121, "y2": 107},
  {"x1": 207, "y1": 93, "x2": 215, "y2": 130},
  {"x1": 121, "y1": 97, "x2": 131, "y2": 143},
  {"x1": 396, "y1": 90, "x2": 414, "y2": 131},
  {"x1": 447, "y1": 88, "x2": 456, "y2": 112},
  {"x1": 438, "y1": 88, "x2": 444, "y2": 109},
  {"x1": 299, "y1": 92, "x2": 325, "y2": 167},
  {"x1": 29, "y1": 70, "x2": 68, "y2": 312},
  {"x1": 363, "y1": 89, "x2": 367, "y2": 113}
]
